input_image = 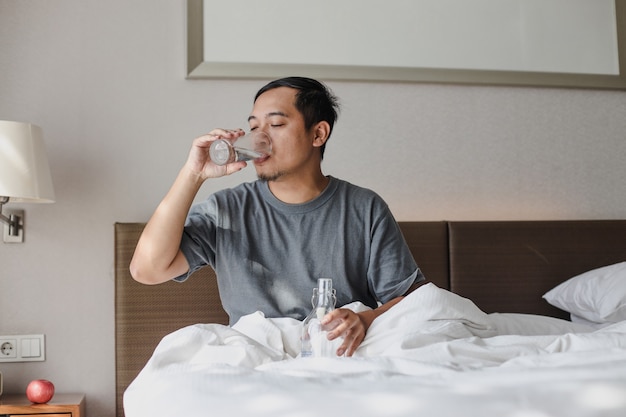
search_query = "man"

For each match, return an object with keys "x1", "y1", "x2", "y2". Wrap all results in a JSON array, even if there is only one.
[{"x1": 130, "y1": 77, "x2": 424, "y2": 357}]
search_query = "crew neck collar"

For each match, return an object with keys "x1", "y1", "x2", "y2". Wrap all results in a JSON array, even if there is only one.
[{"x1": 259, "y1": 176, "x2": 338, "y2": 214}]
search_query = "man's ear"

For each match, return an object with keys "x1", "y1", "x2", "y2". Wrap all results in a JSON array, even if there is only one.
[{"x1": 312, "y1": 121, "x2": 331, "y2": 148}]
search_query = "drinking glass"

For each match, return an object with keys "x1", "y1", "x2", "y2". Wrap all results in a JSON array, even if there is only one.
[{"x1": 209, "y1": 131, "x2": 272, "y2": 165}]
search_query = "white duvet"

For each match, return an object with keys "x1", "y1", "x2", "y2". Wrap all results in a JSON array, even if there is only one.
[{"x1": 124, "y1": 284, "x2": 626, "y2": 417}]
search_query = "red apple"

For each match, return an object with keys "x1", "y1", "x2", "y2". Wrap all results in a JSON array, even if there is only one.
[{"x1": 26, "y1": 379, "x2": 55, "y2": 404}]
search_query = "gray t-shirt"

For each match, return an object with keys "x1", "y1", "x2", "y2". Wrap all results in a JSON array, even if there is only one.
[{"x1": 177, "y1": 176, "x2": 423, "y2": 325}]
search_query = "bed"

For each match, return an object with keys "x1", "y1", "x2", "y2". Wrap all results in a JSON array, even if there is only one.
[{"x1": 115, "y1": 220, "x2": 626, "y2": 417}]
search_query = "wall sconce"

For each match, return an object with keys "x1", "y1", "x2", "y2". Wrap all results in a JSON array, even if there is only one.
[{"x1": 0, "y1": 121, "x2": 55, "y2": 243}]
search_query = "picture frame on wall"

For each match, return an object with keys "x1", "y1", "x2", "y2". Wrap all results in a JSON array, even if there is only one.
[{"x1": 187, "y1": 0, "x2": 626, "y2": 90}]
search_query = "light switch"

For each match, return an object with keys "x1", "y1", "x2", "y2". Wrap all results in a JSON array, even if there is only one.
[
  {"x1": 20, "y1": 338, "x2": 41, "y2": 358},
  {"x1": 21, "y1": 338, "x2": 31, "y2": 357},
  {"x1": 30, "y1": 338, "x2": 41, "y2": 357}
]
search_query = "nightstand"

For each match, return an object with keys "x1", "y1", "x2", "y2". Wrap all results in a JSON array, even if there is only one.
[{"x1": 0, "y1": 393, "x2": 85, "y2": 416}]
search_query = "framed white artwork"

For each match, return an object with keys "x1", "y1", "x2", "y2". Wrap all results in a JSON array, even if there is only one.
[{"x1": 187, "y1": 0, "x2": 626, "y2": 89}]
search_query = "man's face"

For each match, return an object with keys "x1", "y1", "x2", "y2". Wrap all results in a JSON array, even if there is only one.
[{"x1": 248, "y1": 87, "x2": 319, "y2": 182}]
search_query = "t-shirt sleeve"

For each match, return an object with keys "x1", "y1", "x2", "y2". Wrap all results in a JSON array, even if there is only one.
[
  {"x1": 367, "y1": 204, "x2": 424, "y2": 303},
  {"x1": 174, "y1": 198, "x2": 219, "y2": 282}
]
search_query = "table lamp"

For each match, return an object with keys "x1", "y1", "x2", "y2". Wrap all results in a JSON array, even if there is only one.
[{"x1": 0, "y1": 120, "x2": 55, "y2": 243}]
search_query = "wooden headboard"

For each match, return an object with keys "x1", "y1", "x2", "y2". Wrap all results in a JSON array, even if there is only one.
[
  {"x1": 114, "y1": 220, "x2": 626, "y2": 417},
  {"x1": 448, "y1": 221, "x2": 626, "y2": 318}
]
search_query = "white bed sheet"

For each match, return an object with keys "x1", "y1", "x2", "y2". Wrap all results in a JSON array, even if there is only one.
[{"x1": 124, "y1": 284, "x2": 626, "y2": 417}]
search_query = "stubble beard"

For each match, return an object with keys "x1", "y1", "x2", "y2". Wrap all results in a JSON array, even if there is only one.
[{"x1": 257, "y1": 169, "x2": 286, "y2": 183}]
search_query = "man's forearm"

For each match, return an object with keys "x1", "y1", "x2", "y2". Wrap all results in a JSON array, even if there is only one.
[
  {"x1": 357, "y1": 296, "x2": 404, "y2": 330},
  {"x1": 357, "y1": 281, "x2": 425, "y2": 330}
]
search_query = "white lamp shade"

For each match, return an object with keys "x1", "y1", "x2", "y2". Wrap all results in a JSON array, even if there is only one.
[{"x1": 0, "y1": 121, "x2": 55, "y2": 203}]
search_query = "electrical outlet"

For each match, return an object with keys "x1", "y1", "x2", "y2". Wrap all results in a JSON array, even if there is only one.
[
  {"x1": 0, "y1": 335, "x2": 45, "y2": 362},
  {"x1": 0, "y1": 339, "x2": 17, "y2": 358}
]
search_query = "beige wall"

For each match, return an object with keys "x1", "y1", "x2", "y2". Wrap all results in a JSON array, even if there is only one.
[{"x1": 1, "y1": 1, "x2": 625, "y2": 416}]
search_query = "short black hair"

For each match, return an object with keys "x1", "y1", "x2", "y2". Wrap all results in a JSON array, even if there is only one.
[{"x1": 254, "y1": 77, "x2": 340, "y2": 159}]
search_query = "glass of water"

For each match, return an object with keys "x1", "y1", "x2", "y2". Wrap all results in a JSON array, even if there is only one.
[{"x1": 209, "y1": 131, "x2": 272, "y2": 165}]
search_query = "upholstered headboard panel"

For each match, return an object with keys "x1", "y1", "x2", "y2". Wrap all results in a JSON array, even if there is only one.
[{"x1": 448, "y1": 220, "x2": 626, "y2": 319}]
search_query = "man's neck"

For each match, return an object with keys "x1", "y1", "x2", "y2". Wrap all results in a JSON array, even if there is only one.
[{"x1": 267, "y1": 172, "x2": 330, "y2": 204}]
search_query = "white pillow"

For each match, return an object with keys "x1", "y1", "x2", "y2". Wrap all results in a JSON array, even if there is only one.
[
  {"x1": 543, "y1": 261, "x2": 626, "y2": 324},
  {"x1": 489, "y1": 313, "x2": 593, "y2": 336},
  {"x1": 569, "y1": 313, "x2": 611, "y2": 329}
]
